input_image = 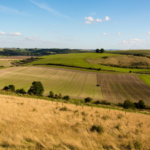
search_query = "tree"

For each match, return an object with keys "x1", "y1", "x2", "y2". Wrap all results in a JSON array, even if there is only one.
[
  {"x1": 63, "y1": 95, "x2": 70, "y2": 101},
  {"x1": 58, "y1": 93, "x2": 62, "y2": 99},
  {"x1": 85, "y1": 97, "x2": 92, "y2": 103},
  {"x1": 138, "y1": 100, "x2": 146, "y2": 109},
  {"x1": 8, "y1": 85, "x2": 15, "y2": 92},
  {"x1": 49, "y1": 91, "x2": 54, "y2": 98},
  {"x1": 100, "y1": 48, "x2": 105, "y2": 53},
  {"x1": 123, "y1": 100, "x2": 135, "y2": 109},
  {"x1": 28, "y1": 81, "x2": 44, "y2": 96},
  {"x1": 96, "y1": 49, "x2": 100, "y2": 53}
]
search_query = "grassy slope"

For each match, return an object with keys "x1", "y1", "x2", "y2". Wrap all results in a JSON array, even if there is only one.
[
  {"x1": 138, "y1": 74, "x2": 150, "y2": 86},
  {"x1": 29, "y1": 53, "x2": 150, "y2": 73},
  {"x1": 0, "y1": 94, "x2": 150, "y2": 150},
  {"x1": 29, "y1": 53, "x2": 118, "y2": 68}
]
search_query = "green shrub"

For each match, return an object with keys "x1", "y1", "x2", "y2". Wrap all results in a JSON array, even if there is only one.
[
  {"x1": 49, "y1": 91, "x2": 54, "y2": 98},
  {"x1": 16, "y1": 88, "x2": 26, "y2": 94},
  {"x1": 123, "y1": 100, "x2": 135, "y2": 109},
  {"x1": 138, "y1": 100, "x2": 146, "y2": 109},
  {"x1": 90, "y1": 124, "x2": 104, "y2": 134},
  {"x1": 28, "y1": 81, "x2": 44, "y2": 96},
  {"x1": 63, "y1": 95, "x2": 70, "y2": 101},
  {"x1": 84, "y1": 97, "x2": 92, "y2": 103},
  {"x1": 3, "y1": 85, "x2": 15, "y2": 92},
  {"x1": 3, "y1": 86, "x2": 9, "y2": 91},
  {"x1": 100, "y1": 100, "x2": 110, "y2": 105}
]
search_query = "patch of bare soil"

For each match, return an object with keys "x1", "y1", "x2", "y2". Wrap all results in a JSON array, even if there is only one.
[{"x1": 97, "y1": 73, "x2": 150, "y2": 104}]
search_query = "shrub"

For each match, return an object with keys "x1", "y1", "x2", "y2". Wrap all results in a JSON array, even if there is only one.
[
  {"x1": 84, "y1": 97, "x2": 92, "y2": 103},
  {"x1": 63, "y1": 95, "x2": 70, "y2": 101},
  {"x1": 3, "y1": 86, "x2": 9, "y2": 91},
  {"x1": 28, "y1": 81, "x2": 44, "y2": 96},
  {"x1": 16, "y1": 88, "x2": 26, "y2": 94},
  {"x1": 58, "y1": 93, "x2": 62, "y2": 99},
  {"x1": 3, "y1": 85, "x2": 15, "y2": 92},
  {"x1": 59, "y1": 107, "x2": 68, "y2": 111},
  {"x1": 123, "y1": 100, "x2": 135, "y2": 109},
  {"x1": 118, "y1": 102, "x2": 123, "y2": 107},
  {"x1": 100, "y1": 100, "x2": 110, "y2": 105},
  {"x1": 90, "y1": 125, "x2": 104, "y2": 134},
  {"x1": 138, "y1": 100, "x2": 146, "y2": 109},
  {"x1": 55, "y1": 94, "x2": 58, "y2": 99},
  {"x1": 49, "y1": 91, "x2": 54, "y2": 98}
]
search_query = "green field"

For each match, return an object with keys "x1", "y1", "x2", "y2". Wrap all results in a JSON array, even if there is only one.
[
  {"x1": 28, "y1": 53, "x2": 150, "y2": 73},
  {"x1": 138, "y1": 74, "x2": 150, "y2": 86}
]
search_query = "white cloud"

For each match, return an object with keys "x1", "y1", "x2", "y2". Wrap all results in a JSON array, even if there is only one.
[
  {"x1": 96, "y1": 35, "x2": 99, "y2": 38},
  {"x1": 96, "y1": 19, "x2": 103, "y2": 22},
  {"x1": 0, "y1": 31, "x2": 5, "y2": 35},
  {"x1": 85, "y1": 21, "x2": 91, "y2": 24},
  {"x1": 105, "y1": 16, "x2": 110, "y2": 21},
  {"x1": 9, "y1": 33, "x2": 22, "y2": 36},
  {"x1": 120, "y1": 40, "x2": 128, "y2": 45},
  {"x1": 85, "y1": 16, "x2": 94, "y2": 21},
  {"x1": 129, "y1": 39, "x2": 144, "y2": 43},
  {"x1": 84, "y1": 16, "x2": 110, "y2": 24},
  {"x1": 25, "y1": 36, "x2": 38, "y2": 41},
  {"x1": 148, "y1": 31, "x2": 150, "y2": 35},
  {"x1": 0, "y1": 31, "x2": 21, "y2": 36},
  {"x1": 147, "y1": 38, "x2": 150, "y2": 40},
  {"x1": 117, "y1": 32, "x2": 121, "y2": 36},
  {"x1": 103, "y1": 33, "x2": 109, "y2": 35},
  {"x1": 30, "y1": 0, "x2": 69, "y2": 19},
  {"x1": 120, "y1": 39, "x2": 146, "y2": 45}
]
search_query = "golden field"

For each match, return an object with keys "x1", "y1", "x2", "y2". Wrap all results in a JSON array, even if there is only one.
[{"x1": 0, "y1": 95, "x2": 150, "y2": 150}]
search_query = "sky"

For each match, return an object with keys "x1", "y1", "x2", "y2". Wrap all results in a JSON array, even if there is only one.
[{"x1": 0, "y1": 0, "x2": 150, "y2": 49}]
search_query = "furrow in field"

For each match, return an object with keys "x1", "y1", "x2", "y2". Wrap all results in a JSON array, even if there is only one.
[{"x1": 97, "y1": 74, "x2": 115, "y2": 101}]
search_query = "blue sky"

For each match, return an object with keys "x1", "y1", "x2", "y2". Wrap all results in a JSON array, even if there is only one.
[{"x1": 0, "y1": 0, "x2": 150, "y2": 49}]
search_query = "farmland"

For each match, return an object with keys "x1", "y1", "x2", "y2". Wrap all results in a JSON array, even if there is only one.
[
  {"x1": 0, "y1": 66, "x2": 150, "y2": 104},
  {"x1": 0, "y1": 94, "x2": 150, "y2": 150},
  {"x1": 28, "y1": 53, "x2": 150, "y2": 73}
]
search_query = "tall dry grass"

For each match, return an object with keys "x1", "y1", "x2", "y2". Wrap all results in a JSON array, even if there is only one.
[
  {"x1": 0, "y1": 94, "x2": 150, "y2": 150},
  {"x1": 87, "y1": 55, "x2": 150, "y2": 68}
]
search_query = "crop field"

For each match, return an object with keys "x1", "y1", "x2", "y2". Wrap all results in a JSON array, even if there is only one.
[
  {"x1": 0, "y1": 94, "x2": 150, "y2": 150},
  {"x1": 0, "y1": 67, "x2": 102, "y2": 100},
  {"x1": 0, "y1": 66, "x2": 150, "y2": 104},
  {"x1": 0, "y1": 60, "x2": 12, "y2": 67},
  {"x1": 97, "y1": 73, "x2": 150, "y2": 104}
]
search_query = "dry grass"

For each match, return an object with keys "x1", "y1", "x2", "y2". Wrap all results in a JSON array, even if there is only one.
[
  {"x1": 87, "y1": 55, "x2": 150, "y2": 68},
  {"x1": 0, "y1": 94, "x2": 150, "y2": 150}
]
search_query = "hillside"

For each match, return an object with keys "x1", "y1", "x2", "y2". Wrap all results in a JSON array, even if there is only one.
[{"x1": 0, "y1": 94, "x2": 149, "y2": 150}]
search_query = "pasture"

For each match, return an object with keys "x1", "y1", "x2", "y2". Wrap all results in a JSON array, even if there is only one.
[
  {"x1": 0, "y1": 66, "x2": 150, "y2": 104},
  {"x1": 28, "y1": 53, "x2": 150, "y2": 73},
  {"x1": 0, "y1": 94, "x2": 150, "y2": 150}
]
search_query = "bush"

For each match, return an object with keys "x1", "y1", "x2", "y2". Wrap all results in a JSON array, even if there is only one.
[
  {"x1": 16, "y1": 88, "x2": 26, "y2": 94},
  {"x1": 58, "y1": 93, "x2": 62, "y2": 99},
  {"x1": 3, "y1": 85, "x2": 15, "y2": 92},
  {"x1": 138, "y1": 100, "x2": 146, "y2": 109},
  {"x1": 49, "y1": 91, "x2": 54, "y2": 98},
  {"x1": 100, "y1": 100, "x2": 110, "y2": 105},
  {"x1": 90, "y1": 125, "x2": 104, "y2": 134},
  {"x1": 84, "y1": 97, "x2": 92, "y2": 103},
  {"x1": 28, "y1": 81, "x2": 44, "y2": 96},
  {"x1": 63, "y1": 95, "x2": 70, "y2": 101},
  {"x1": 55, "y1": 94, "x2": 58, "y2": 99},
  {"x1": 123, "y1": 100, "x2": 135, "y2": 109},
  {"x1": 3, "y1": 86, "x2": 9, "y2": 91}
]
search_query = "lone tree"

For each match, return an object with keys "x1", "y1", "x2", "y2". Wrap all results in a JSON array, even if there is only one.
[
  {"x1": 63, "y1": 95, "x2": 70, "y2": 101},
  {"x1": 28, "y1": 81, "x2": 44, "y2": 96},
  {"x1": 85, "y1": 97, "x2": 92, "y2": 103},
  {"x1": 123, "y1": 100, "x2": 135, "y2": 109},
  {"x1": 138, "y1": 100, "x2": 146, "y2": 109},
  {"x1": 49, "y1": 91, "x2": 54, "y2": 98},
  {"x1": 100, "y1": 48, "x2": 105, "y2": 53},
  {"x1": 96, "y1": 49, "x2": 100, "y2": 53}
]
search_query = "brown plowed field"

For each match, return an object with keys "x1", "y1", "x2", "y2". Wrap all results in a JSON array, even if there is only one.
[{"x1": 97, "y1": 73, "x2": 150, "y2": 104}]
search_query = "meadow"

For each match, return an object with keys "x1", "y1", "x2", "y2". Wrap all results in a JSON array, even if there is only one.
[
  {"x1": 0, "y1": 94, "x2": 149, "y2": 150},
  {"x1": 28, "y1": 53, "x2": 150, "y2": 73},
  {"x1": 0, "y1": 66, "x2": 150, "y2": 104}
]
